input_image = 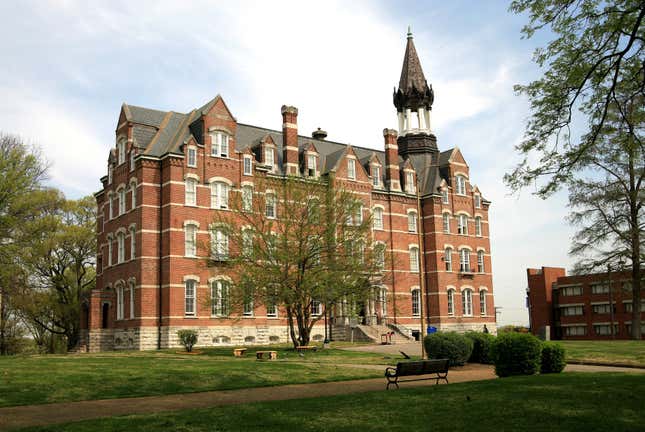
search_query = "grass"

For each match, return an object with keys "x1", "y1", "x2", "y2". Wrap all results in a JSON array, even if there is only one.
[
  {"x1": 560, "y1": 340, "x2": 645, "y2": 366},
  {"x1": 0, "y1": 345, "x2": 404, "y2": 408},
  {"x1": 17, "y1": 372, "x2": 645, "y2": 432}
]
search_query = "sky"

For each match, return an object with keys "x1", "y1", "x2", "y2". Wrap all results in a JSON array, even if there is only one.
[{"x1": 0, "y1": 0, "x2": 577, "y2": 326}]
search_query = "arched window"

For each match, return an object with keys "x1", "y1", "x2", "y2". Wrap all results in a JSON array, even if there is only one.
[
  {"x1": 373, "y1": 207, "x2": 384, "y2": 230},
  {"x1": 185, "y1": 279, "x2": 197, "y2": 316},
  {"x1": 475, "y1": 216, "x2": 482, "y2": 236},
  {"x1": 211, "y1": 228, "x2": 229, "y2": 260},
  {"x1": 116, "y1": 284, "x2": 124, "y2": 320},
  {"x1": 185, "y1": 178, "x2": 197, "y2": 206},
  {"x1": 242, "y1": 186, "x2": 253, "y2": 212},
  {"x1": 447, "y1": 289, "x2": 455, "y2": 315},
  {"x1": 409, "y1": 246, "x2": 420, "y2": 272},
  {"x1": 477, "y1": 250, "x2": 485, "y2": 273},
  {"x1": 455, "y1": 175, "x2": 467, "y2": 195},
  {"x1": 109, "y1": 193, "x2": 114, "y2": 219},
  {"x1": 444, "y1": 247, "x2": 453, "y2": 271},
  {"x1": 442, "y1": 213, "x2": 450, "y2": 233},
  {"x1": 130, "y1": 226, "x2": 136, "y2": 260},
  {"x1": 130, "y1": 181, "x2": 137, "y2": 209},
  {"x1": 265, "y1": 193, "x2": 276, "y2": 218},
  {"x1": 117, "y1": 232, "x2": 125, "y2": 263},
  {"x1": 411, "y1": 288, "x2": 420, "y2": 317},
  {"x1": 129, "y1": 280, "x2": 135, "y2": 319},
  {"x1": 119, "y1": 188, "x2": 126, "y2": 215},
  {"x1": 107, "y1": 234, "x2": 113, "y2": 267},
  {"x1": 408, "y1": 211, "x2": 418, "y2": 233},
  {"x1": 457, "y1": 214, "x2": 468, "y2": 235},
  {"x1": 462, "y1": 289, "x2": 473, "y2": 316},
  {"x1": 185, "y1": 224, "x2": 197, "y2": 257},
  {"x1": 211, "y1": 181, "x2": 229, "y2": 209},
  {"x1": 210, "y1": 279, "x2": 230, "y2": 317},
  {"x1": 479, "y1": 289, "x2": 487, "y2": 315},
  {"x1": 459, "y1": 249, "x2": 471, "y2": 272}
]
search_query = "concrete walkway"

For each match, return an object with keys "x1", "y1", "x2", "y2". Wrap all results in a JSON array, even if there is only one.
[{"x1": 0, "y1": 364, "x2": 495, "y2": 430}]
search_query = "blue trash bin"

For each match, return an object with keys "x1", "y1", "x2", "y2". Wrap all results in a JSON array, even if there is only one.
[{"x1": 427, "y1": 326, "x2": 437, "y2": 334}]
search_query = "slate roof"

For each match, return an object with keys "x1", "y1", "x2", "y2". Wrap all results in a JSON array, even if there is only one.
[{"x1": 119, "y1": 98, "x2": 452, "y2": 196}]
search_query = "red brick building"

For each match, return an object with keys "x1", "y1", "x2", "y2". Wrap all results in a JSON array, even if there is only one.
[
  {"x1": 527, "y1": 267, "x2": 644, "y2": 340},
  {"x1": 82, "y1": 31, "x2": 496, "y2": 351}
]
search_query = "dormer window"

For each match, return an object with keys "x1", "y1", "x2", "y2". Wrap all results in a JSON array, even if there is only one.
[
  {"x1": 307, "y1": 154, "x2": 317, "y2": 177},
  {"x1": 405, "y1": 172, "x2": 415, "y2": 193},
  {"x1": 187, "y1": 147, "x2": 197, "y2": 168},
  {"x1": 211, "y1": 132, "x2": 229, "y2": 158},
  {"x1": 130, "y1": 150, "x2": 136, "y2": 172},
  {"x1": 108, "y1": 164, "x2": 113, "y2": 185},
  {"x1": 264, "y1": 147, "x2": 274, "y2": 170},
  {"x1": 118, "y1": 139, "x2": 126, "y2": 165},
  {"x1": 243, "y1": 155, "x2": 253, "y2": 176},
  {"x1": 442, "y1": 189, "x2": 449, "y2": 204},
  {"x1": 372, "y1": 165, "x2": 381, "y2": 187},
  {"x1": 347, "y1": 159, "x2": 356, "y2": 180},
  {"x1": 474, "y1": 194, "x2": 481, "y2": 208},
  {"x1": 456, "y1": 175, "x2": 467, "y2": 195}
]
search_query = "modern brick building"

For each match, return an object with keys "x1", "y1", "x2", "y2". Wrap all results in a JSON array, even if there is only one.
[
  {"x1": 82, "y1": 30, "x2": 496, "y2": 351},
  {"x1": 526, "y1": 267, "x2": 644, "y2": 340}
]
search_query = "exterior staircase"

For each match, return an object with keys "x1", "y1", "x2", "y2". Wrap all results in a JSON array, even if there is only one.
[{"x1": 332, "y1": 323, "x2": 414, "y2": 343}]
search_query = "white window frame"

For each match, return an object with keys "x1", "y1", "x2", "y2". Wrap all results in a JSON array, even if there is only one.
[
  {"x1": 457, "y1": 214, "x2": 468, "y2": 235},
  {"x1": 372, "y1": 165, "x2": 381, "y2": 187},
  {"x1": 211, "y1": 229, "x2": 229, "y2": 260},
  {"x1": 347, "y1": 159, "x2": 356, "y2": 180},
  {"x1": 129, "y1": 281, "x2": 135, "y2": 319},
  {"x1": 243, "y1": 294, "x2": 254, "y2": 317},
  {"x1": 376, "y1": 243, "x2": 386, "y2": 270},
  {"x1": 108, "y1": 164, "x2": 113, "y2": 185},
  {"x1": 442, "y1": 213, "x2": 450, "y2": 233},
  {"x1": 211, "y1": 279, "x2": 230, "y2": 317},
  {"x1": 477, "y1": 250, "x2": 485, "y2": 273},
  {"x1": 107, "y1": 235, "x2": 113, "y2": 267},
  {"x1": 210, "y1": 182, "x2": 229, "y2": 209},
  {"x1": 462, "y1": 289, "x2": 473, "y2": 316},
  {"x1": 447, "y1": 289, "x2": 455, "y2": 315},
  {"x1": 311, "y1": 299, "x2": 322, "y2": 316},
  {"x1": 266, "y1": 301, "x2": 278, "y2": 318},
  {"x1": 265, "y1": 193, "x2": 276, "y2": 219},
  {"x1": 130, "y1": 226, "x2": 136, "y2": 260},
  {"x1": 307, "y1": 154, "x2": 317, "y2": 176},
  {"x1": 406, "y1": 171, "x2": 415, "y2": 194},
  {"x1": 479, "y1": 290, "x2": 486, "y2": 315},
  {"x1": 130, "y1": 182, "x2": 137, "y2": 209},
  {"x1": 409, "y1": 247, "x2": 420, "y2": 273},
  {"x1": 379, "y1": 287, "x2": 387, "y2": 316},
  {"x1": 474, "y1": 194, "x2": 481, "y2": 208},
  {"x1": 455, "y1": 175, "x2": 467, "y2": 195},
  {"x1": 185, "y1": 179, "x2": 197, "y2": 206},
  {"x1": 444, "y1": 248, "x2": 452, "y2": 271},
  {"x1": 130, "y1": 150, "x2": 136, "y2": 172},
  {"x1": 119, "y1": 188, "x2": 126, "y2": 215},
  {"x1": 109, "y1": 194, "x2": 115, "y2": 219},
  {"x1": 243, "y1": 155, "x2": 253, "y2": 176},
  {"x1": 373, "y1": 207, "x2": 384, "y2": 230},
  {"x1": 117, "y1": 232, "x2": 125, "y2": 263},
  {"x1": 187, "y1": 147, "x2": 197, "y2": 168},
  {"x1": 211, "y1": 132, "x2": 229, "y2": 158},
  {"x1": 118, "y1": 139, "x2": 126, "y2": 165},
  {"x1": 475, "y1": 217, "x2": 482, "y2": 236},
  {"x1": 116, "y1": 285, "x2": 124, "y2": 320},
  {"x1": 264, "y1": 147, "x2": 274, "y2": 170},
  {"x1": 411, "y1": 288, "x2": 420, "y2": 317},
  {"x1": 459, "y1": 249, "x2": 471, "y2": 272},
  {"x1": 185, "y1": 279, "x2": 196, "y2": 316},
  {"x1": 242, "y1": 229, "x2": 253, "y2": 257},
  {"x1": 185, "y1": 224, "x2": 197, "y2": 257},
  {"x1": 442, "y1": 189, "x2": 449, "y2": 204},
  {"x1": 242, "y1": 186, "x2": 253, "y2": 212},
  {"x1": 408, "y1": 211, "x2": 417, "y2": 233}
]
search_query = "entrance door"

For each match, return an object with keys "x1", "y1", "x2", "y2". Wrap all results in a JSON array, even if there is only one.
[{"x1": 102, "y1": 303, "x2": 109, "y2": 329}]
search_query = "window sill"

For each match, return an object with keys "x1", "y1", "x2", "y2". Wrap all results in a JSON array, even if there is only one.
[
  {"x1": 184, "y1": 315, "x2": 198, "y2": 319},
  {"x1": 267, "y1": 316, "x2": 279, "y2": 320},
  {"x1": 185, "y1": 204, "x2": 198, "y2": 208},
  {"x1": 242, "y1": 316, "x2": 255, "y2": 319}
]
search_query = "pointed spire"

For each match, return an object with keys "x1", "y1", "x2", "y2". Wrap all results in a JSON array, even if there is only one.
[{"x1": 393, "y1": 28, "x2": 434, "y2": 112}]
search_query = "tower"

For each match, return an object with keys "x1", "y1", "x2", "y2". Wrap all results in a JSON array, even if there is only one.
[{"x1": 393, "y1": 27, "x2": 438, "y2": 157}]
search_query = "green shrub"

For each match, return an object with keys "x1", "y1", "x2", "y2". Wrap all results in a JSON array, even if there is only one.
[
  {"x1": 541, "y1": 342, "x2": 566, "y2": 373},
  {"x1": 464, "y1": 331, "x2": 495, "y2": 364},
  {"x1": 490, "y1": 332, "x2": 542, "y2": 377},
  {"x1": 177, "y1": 329, "x2": 199, "y2": 352},
  {"x1": 424, "y1": 332, "x2": 473, "y2": 366}
]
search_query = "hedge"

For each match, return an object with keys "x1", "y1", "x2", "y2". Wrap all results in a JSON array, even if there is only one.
[
  {"x1": 541, "y1": 342, "x2": 566, "y2": 373},
  {"x1": 464, "y1": 331, "x2": 495, "y2": 364},
  {"x1": 424, "y1": 332, "x2": 473, "y2": 366},
  {"x1": 490, "y1": 332, "x2": 542, "y2": 377}
]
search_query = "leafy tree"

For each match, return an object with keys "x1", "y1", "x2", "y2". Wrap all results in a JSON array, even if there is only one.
[
  {"x1": 507, "y1": 1, "x2": 644, "y2": 338},
  {"x1": 210, "y1": 176, "x2": 387, "y2": 348},
  {"x1": 0, "y1": 132, "x2": 52, "y2": 354},
  {"x1": 17, "y1": 195, "x2": 97, "y2": 351}
]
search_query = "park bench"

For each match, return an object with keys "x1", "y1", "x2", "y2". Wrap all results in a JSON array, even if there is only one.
[
  {"x1": 256, "y1": 350, "x2": 278, "y2": 360},
  {"x1": 380, "y1": 331, "x2": 395, "y2": 345},
  {"x1": 384, "y1": 359, "x2": 449, "y2": 389},
  {"x1": 296, "y1": 346, "x2": 318, "y2": 353},
  {"x1": 233, "y1": 348, "x2": 247, "y2": 357}
]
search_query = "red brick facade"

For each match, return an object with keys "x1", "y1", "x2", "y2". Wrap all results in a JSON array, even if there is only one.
[
  {"x1": 527, "y1": 267, "x2": 645, "y2": 339},
  {"x1": 82, "y1": 33, "x2": 496, "y2": 351}
]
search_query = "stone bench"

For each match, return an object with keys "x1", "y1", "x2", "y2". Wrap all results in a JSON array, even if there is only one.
[
  {"x1": 233, "y1": 348, "x2": 247, "y2": 357},
  {"x1": 256, "y1": 350, "x2": 277, "y2": 360}
]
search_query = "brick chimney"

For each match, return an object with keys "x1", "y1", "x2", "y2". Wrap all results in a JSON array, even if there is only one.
[
  {"x1": 383, "y1": 128, "x2": 401, "y2": 191},
  {"x1": 281, "y1": 105, "x2": 299, "y2": 175}
]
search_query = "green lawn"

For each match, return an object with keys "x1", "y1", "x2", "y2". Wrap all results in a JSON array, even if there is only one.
[
  {"x1": 18, "y1": 373, "x2": 645, "y2": 432},
  {"x1": 560, "y1": 340, "x2": 645, "y2": 366},
  {"x1": 0, "y1": 345, "x2": 400, "y2": 408}
]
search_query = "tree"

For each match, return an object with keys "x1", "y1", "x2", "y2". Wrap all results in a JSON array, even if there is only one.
[
  {"x1": 211, "y1": 176, "x2": 387, "y2": 348},
  {"x1": 568, "y1": 94, "x2": 643, "y2": 338},
  {"x1": 506, "y1": 1, "x2": 644, "y2": 338},
  {"x1": 17, "y1": 195, "x2": 97, "y2": 351},
  {"x1": 0, "y1": 132, "x2": 52, "y2": 354}
]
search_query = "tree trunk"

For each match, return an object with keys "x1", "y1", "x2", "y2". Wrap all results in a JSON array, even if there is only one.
[
  {"x1": 628, "y1": 140, "x2": 642, "y2": 339},
  {"x1": 0, "y1": 288, "x2": 6, "y2": 355}
]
